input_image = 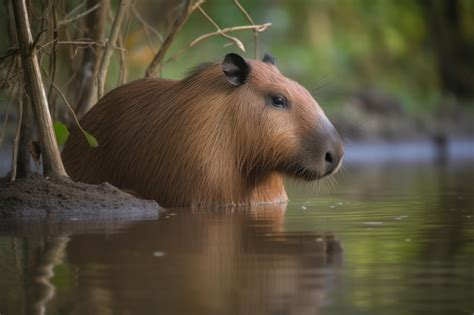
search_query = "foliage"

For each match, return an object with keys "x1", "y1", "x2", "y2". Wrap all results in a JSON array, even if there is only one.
[
  {"x1": 84, "y1": 131, "x2": 99, "y2": 148},
  {"x1": 0, "y1": 0, "x2": 267, "y2": 176},
  {"x1": 53, "y1": 121, "x2": 69, "y2": 146},
  {"x1": 134, "y1": 0, "x2": 473, "y2": 112},
  {"x1": 0, "y1": 0, "x2": 472, "y2": 178},
  {"x1": 2, "y1": 0, "x2": 472, "y2": 113}
]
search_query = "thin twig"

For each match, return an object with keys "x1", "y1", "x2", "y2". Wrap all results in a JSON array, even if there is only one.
[
  {"x1": 1, "y1": 55, "x2": 17, "y2": 89},
  {"x1": 0, "y1": 48, "x2": 18, "y2": 65},
  {"x1": 234, "y1": 0, "x2": 259, "y2": 58},
  {"x1": 31, "y1": 29, "x2": 47, "y2": 51},
  {"x1": 47, "y1": 1, "x2": 59, "y2": 116},
  {"x1": 38, "y1": 0, "x2": 50, "y2": 34},
  {"x1": 135, "y1": 26, "x2": 156, "y2": 54},
  {"x1": 42, "y1": 39, "x2": 105, "y2": 48},
  {"x1": 58, "y1": 3, "x2": 101, "y2": 26},
  {"x1": 62, "y1": 1, "x2": 86, "y2": 20},
  {"x1": 116, "y1": 28, "x2": 128, "y2": 85},
  {"x1": 97, "y1": 0, "x2": 129, "y2": 98},
  {"x1": 106, "y1": 3, "x2": 128, "y2": 85},
  {"x1": 132, "y1": 4, "x2": 163, "y2": 47},
  {"x1": 41, "y1": 66, "x2": 92, "y2": 143},
  {"x1": 165, "y1": 23, "x2": 271, "y2": 65},
  {"x1": 197, "y1": 4, "x2": 245, "y2": 52},
  {"x1": 63, "y1": 23, "x2": 76, "y2": 63},
  {"x1": 145, "y1": 0, "x2": 203, "y2": 78},
  {"x1": 70, "y1": 0, "x2": 106, "y2": 120}
]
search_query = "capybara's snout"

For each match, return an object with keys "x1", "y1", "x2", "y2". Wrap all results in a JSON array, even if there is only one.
[
  {"x1": 297, "y1": 116, "x2": 344, "y2": 180},
  {"x1": 320, "y1": 122, "x2": 344, "y2": 177}
]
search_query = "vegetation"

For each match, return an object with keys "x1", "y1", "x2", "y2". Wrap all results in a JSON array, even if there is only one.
[
  {"x1": 0, "y1": 0, "x2": 269, "y2": 180},
  {"x1": 0, "y1": 0, "x2": 473, "y2": 179}
]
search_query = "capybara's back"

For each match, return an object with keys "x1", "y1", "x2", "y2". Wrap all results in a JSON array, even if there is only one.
[
  {"x1": 62, "y1": 53, "x2": 343, "y2": 208},
  {"x1": 63, "y1": 78, "x2": 173, "y2": 194}
]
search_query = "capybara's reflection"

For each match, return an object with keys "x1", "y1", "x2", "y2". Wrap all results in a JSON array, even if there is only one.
[{"x1": 65, "y1": 204, "x2": 342, "y2": 315}]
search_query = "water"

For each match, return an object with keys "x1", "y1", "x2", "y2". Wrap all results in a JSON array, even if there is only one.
[{"x1": 1, "y1": 160, "x2": 473, "y2": 315}]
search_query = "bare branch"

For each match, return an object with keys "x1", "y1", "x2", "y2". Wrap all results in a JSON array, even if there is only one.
[
  {"x1": 116, "y1": 31, "x2": 128, "y2": 85},
  {"x1": 145, "y1": 0, "x2": 203, "y2": 78},
  {"x1": 1, "y1": 54, "x2": 18, "y2": 89},
  {"x1": 165, "y1": 23, "x2": 271, "y2": 65},
  {"x1": 72, "y1": 0, "x2": 106, "y2": 120},
  {"x1": 41, "y1": 40, "x2": 106, "y2": 48},
  {"x1": 62, "y1": 1, "x2": 87, "y2": 21},
  {"x1": 58, "y1": 3, "x2": 101, "y2": 26},
  {"x1": 0, "y1": 47, "x2": 18, "y2": 64},
  {"x1": 11, "y1": 0, "x2": 67, "y2": 176},
  {"x1": 47, "y1": 1, "x2": 59, "y2": 116},
  {"x1": 197, "y1": 4, "x2": 245, "y2": 52},
  {"x1": 97, "y1": 0, "x2": 129, "y2": 98},
  {"x1": 234, "y1": 0, "x2": 259, "y2": 58},
  {"x1": 107, "y1": 3, "x2": 129, "y2": 85},
  {"x1": 132, "y1": 4, "x2": 163, "y2": 47},
  {"x1": 42, "y1": 66, "x2": 97, "y2": 148}
]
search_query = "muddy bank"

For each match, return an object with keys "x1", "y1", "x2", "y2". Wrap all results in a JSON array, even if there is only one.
[{"x1": 0, "y1": 174, "x2": 161, "y2": 219}]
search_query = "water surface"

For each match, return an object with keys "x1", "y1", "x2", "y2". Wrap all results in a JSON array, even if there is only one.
[{"x1": 1, "y1": 160, "x2": 473, "y2": 315}]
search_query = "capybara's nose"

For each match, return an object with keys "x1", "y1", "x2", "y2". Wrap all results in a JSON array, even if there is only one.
[{"x1": 322, "y1": 129, "x2": 344, "y2": 176}]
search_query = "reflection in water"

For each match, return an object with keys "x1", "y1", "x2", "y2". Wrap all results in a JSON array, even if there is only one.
[
  {"x1": 67, "y1": 205, "x2": 342, "y2": 315},
  {"x1": 25, "y1": 237, "x2": 69, "y2": 315},
  {"x1": 1, "y1": 205, "x2": 342, "y2": 315},
  {"x1": 1, "y1": 235, "x2": 70, "y2": 315},
  {"x1": 0, "y1": 161, "x2": 473, "y2": 315}
]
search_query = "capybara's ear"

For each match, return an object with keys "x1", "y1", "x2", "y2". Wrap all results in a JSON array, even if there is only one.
[
  {"x1": 262, "y1": 53, "x2": 276, "y2": 65},
  {"x1": 222, "y1": 53, "x2": 250, "y2": 86}
]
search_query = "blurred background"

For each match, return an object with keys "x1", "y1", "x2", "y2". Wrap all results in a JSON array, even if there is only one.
[
  {"x1": 0, "y1": 0, "x2": 473, "y2": 173},
  {"x1": 120, "y1": 0, "x2": 474, "y2": 142},
  {"x1": 101, "y1": 0, "x2": 474, "y2": 140},
  {"x1": 1, "y1": 2, "x2": 474, "y2": 314}
]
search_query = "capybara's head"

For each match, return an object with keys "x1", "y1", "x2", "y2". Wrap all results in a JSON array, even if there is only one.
[{"x1": 217, "y1": 53, "x2": 343, "y2": 182}]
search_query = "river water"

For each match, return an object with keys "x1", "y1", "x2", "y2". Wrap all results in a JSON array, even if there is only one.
[{"x1": 0, "y1": 146, "x2": 473, "y2": 314}]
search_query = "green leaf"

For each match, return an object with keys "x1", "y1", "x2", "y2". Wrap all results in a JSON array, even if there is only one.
[
  {"x1": 53, "y1": 121, "x2": 69, "y2": 145},
  {"x1": 84, "y1": 131, "x2": 98, "y2": 148}
]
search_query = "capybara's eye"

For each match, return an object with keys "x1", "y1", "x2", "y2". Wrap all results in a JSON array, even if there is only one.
[{"x1": 270, "y1": 95, "x2": 288, "y2": 108}]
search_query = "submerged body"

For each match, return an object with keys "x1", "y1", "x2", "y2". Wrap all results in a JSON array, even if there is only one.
[{"x1": 62, "y1": 54, "x2": 343, "y2": 207}]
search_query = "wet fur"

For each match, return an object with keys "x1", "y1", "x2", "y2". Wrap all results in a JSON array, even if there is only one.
[{"x1": 62, "y1": 60, "x2": 327, "y2": 207}]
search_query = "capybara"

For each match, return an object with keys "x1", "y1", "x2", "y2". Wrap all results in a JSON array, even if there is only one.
[{"x1": 62, "y1": 53, "x2": 343, "y2": 208}]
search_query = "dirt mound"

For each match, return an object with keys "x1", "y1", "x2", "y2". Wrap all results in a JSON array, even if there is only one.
[{"x1": 0, "y1": 174, "x2": 160, "y2": 219}]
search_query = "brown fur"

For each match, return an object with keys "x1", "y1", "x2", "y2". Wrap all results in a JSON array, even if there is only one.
[{"x1": 62, "y1": 58, "x2": 341, "y2": 208}]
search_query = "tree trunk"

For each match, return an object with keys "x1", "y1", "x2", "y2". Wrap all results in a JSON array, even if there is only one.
[
  {"x1": 11, "y1": 0, "x2": 68, "y2": 177},
  {"x1": 16, "y1": 97, "x2": 34, "y2": 178},
  {"x1": 4, "y1": 0, "x2": 33, "y2": 178}
]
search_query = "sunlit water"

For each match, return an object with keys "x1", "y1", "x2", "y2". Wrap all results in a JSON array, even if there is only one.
[{"x1": 1, "y1": 158, "x2": 473, "y2": 315}]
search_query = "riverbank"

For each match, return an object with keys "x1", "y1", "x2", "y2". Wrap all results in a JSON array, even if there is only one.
[{"x1": 0, "y1": 174, "x2": 160, "y2": 219}]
